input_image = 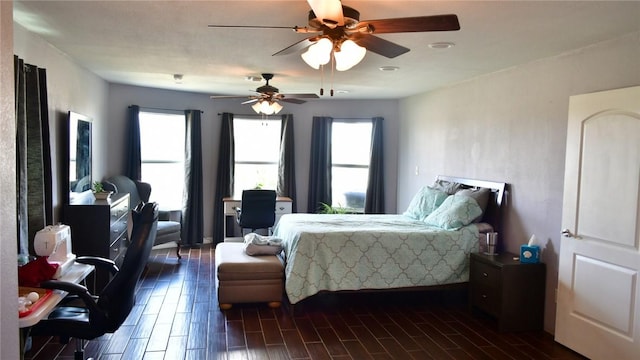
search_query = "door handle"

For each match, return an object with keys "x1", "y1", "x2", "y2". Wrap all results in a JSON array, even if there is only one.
[{"x1": 561, "y1": 229, "x2": 580, "y2": 239}]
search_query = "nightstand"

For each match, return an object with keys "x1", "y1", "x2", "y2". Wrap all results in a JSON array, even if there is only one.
[{"x1": 469, "y1": 252, "x2": 545, "y2": 332}]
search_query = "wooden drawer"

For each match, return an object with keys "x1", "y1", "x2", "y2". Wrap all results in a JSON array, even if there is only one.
[
  {"x1": 470, "y1": 260, "x2": 501, "y2": 288},
  {"x1": 276, "y1": 201, "x2": 292, "y2": 214},
  {"x1": 471, "y1": 283, "x2": 501, "y2": 316},
  {"x1": 109, "y1": 232, "x2": 128, "y2": 267},
  {"x1": 110, "y1": 214, "x2": 128, "y2": 245},
  {"x1": 223, "y1": 200, "x2": 240, "y2": 215},
  {"x1": 110, "y1": 199, "x2": 129, "y2": 227}
]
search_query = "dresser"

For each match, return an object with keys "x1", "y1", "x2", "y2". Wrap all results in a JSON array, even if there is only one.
[
  {"x1": 469, "y1": 252, "x2": 546, "y2": 332},
  {"x1": 63, "y1": 193, "x2": 130, "y2": 292},
  {"x1": 223, "y1": 196, "x2": 292, "y2": 238}
]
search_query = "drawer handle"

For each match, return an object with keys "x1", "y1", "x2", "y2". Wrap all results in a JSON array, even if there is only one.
[
  {"x1": 481, "y1": 294, "x2": 487, "y2": 299},
  {"x1": 279, "y1": 207, "x2": 285, "y2": 210},
  {"x1": 113, "y1": 247, "x2": 119, "y2": 252},
  {"x1": 482, "y1": 272, "x2": 488, "y2": 277}
]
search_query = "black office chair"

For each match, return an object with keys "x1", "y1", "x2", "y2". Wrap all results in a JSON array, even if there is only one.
[
  {"x1": 236, "y1": 189, "x2": 277, "y2": 235},
  {"x1": 29, "y1": 202, "x2": 159, "y2": 360}
]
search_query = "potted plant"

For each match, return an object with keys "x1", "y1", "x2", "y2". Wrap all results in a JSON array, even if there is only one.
[
  {"x1": 318, "y1": 202, "x2": 349, "y2": 214},
  {"x1": 92, "y1": 181, "x2": 112, "y2": 200}
]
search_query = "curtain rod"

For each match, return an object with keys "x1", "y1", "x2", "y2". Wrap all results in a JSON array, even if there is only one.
[
  {"x1": 137, "y1": 106, "x2": 203, "y2": 114},
  {"x1": 334, "y1": 117, "x2": 383, "y2": 120}
]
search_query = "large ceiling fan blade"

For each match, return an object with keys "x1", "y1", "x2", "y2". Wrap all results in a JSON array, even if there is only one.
[
  {"x1": 307, "y1": 0, "x2": 344, "y2": 26},
  {"x1": 210, "y1": 95, "x2": 254, "y2": 99},
  {"x1": 360, "y1": 14, "x2": 460, "y2": 34},
  {"x1": 241, "y1": 98, "x2": 260, "y2": 105},
  {"x1": 280, "y1": 98, "x2": 307, "y2": 104},
  {"x1": 281, "y1": 93, "x2": 319, "y2": 99},
  {"x1": 351, "y1": 34, "x2": 410, "y2": 58},
  {"x1": 272, "y1": 37, "x2": 319, "y2": 56},
  {"x1": 208, "y1": 24, "x2": 295, "y2": 30}
]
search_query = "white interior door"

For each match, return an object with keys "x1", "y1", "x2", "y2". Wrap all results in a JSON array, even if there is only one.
[{"x1": 556, "y1": 86, "x2": 640, "y2": 360}]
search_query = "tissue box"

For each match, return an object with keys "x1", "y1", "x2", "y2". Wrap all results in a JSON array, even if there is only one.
[{"x1": 520, "y1": 245, "x2": 540, "y2": 263}]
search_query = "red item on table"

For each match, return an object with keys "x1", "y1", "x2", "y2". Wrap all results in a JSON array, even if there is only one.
[{"x1": 18, "y1": 256, "x2": 59, "y2": 287}]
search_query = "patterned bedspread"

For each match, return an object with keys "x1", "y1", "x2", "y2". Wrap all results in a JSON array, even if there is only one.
[{"x1": 272, "y1": 213, "x2": 481, "y2": 304}]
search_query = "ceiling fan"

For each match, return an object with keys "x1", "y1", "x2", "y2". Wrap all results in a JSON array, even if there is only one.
[
  {"x1": 209, "y1": 0, "x2": 460, "y2": 70},
  {"x1": 210, "y1": 73, "x2": 319, "y2": 114}
]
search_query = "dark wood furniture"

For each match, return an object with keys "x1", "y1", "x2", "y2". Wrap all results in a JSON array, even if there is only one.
[
  {"x1": 469, "y1": 252, "x2": 545, "y2": 332},
  {"x1": 63, "y1": 193, "x2": 130, "y2": 292}
]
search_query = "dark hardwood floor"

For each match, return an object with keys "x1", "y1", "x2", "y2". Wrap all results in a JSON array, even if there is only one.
[{"x1": 25, "y1": 245, "x2": 587, "y2": 360}]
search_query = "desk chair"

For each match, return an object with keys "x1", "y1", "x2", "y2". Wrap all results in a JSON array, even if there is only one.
[
  {"x1": 30, "y1": 202, "x2": 159, "y2": 360},
  {"x1": 236, "y1": 190, "x2": 277, "y2": 235}
]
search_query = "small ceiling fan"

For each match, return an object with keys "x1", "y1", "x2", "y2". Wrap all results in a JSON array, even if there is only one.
[
  {"x1": 210, "y1": 73, "x2": 319, "y2": 114},
  {"x1": 209, "y1": 0, "x2": 460, "y2": 68}
]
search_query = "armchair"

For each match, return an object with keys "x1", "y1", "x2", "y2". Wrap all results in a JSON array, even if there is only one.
[
  {"x1": 102, "y1": 175, "x2": 182, "y2": 259},
  {"x1": 30, "y1": 202, "x2": 159, "y2": 360}
]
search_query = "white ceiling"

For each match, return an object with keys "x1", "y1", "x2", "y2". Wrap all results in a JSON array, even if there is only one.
[{"x1": 13, "y1": 0, "x2": 640, "y2": 100}]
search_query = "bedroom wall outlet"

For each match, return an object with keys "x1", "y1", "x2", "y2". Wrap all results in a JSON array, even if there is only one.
[{"x1": 415, "y1": 165, "x2": 419, "y2": 175}]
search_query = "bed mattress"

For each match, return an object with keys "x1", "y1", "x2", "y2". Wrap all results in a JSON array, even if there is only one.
[{"x1": 273, "y1": 213, "x2": 483, "y2": 304}]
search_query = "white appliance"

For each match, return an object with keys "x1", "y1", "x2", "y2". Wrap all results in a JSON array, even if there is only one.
[{"x1": 34, "y1": 224, "x2": 76, "y2": 278}]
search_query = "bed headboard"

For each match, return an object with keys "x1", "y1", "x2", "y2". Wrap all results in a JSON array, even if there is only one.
[{"x1": 436, "y1": 175, "x2": 507, "y2": 233}]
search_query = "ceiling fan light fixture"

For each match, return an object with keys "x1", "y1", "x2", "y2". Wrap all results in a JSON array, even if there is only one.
[
  {"x1": 252, "y1": 99, "x2": 283, "y2": 115},
  {"x1": 271, "y1": 101, "x2": 283, "y2": 114},
  {"x1": 301, "y1": 37, "x2": 333, "y2": 69},
  {"x1": 334, "y1": 40, "x2": 366, "y2": 71}
]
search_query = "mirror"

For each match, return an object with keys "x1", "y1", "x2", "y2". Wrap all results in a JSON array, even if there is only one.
[{"x1": 66, "y1": 111, "x2": 92, "y2": 203}]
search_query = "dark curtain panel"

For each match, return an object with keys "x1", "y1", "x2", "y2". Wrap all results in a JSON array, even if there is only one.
[
  {"x1": 307, "y1": 116, "x2": 332, "y2": 213},
  {"x1": 365, "y1": 117, "x2": 385, "y2": 213},
  {"x1": 181, "y1": 110, "x2": 204, "y2": 247},
  {"x1": 125, "y1": 105, "x2": 142, "y2": 180},
  {"x1": 14, "y1": 56, "x2": 52, "y2": 255},
  {"x1": 213, "y1": 113, "x2": 235, "y2": 243},
  {"x1": 277, "y1": 114, "x2": 297, "y2": 212}
]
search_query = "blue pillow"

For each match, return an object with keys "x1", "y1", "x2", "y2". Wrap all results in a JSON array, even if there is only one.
[
  {"x1": 403, "y1": 186, "x2": 449, "y2": 221},
  {"x1": 424, "y1": 194, "x2": 483, "y2": 230}
]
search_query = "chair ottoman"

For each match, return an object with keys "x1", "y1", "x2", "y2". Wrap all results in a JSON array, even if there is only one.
[{"x1": 214, "y1": 242, "x2": 284, "y2": 310}]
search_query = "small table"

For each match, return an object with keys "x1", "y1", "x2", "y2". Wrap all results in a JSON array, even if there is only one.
[
  {"x1": 19, "y1": 262, "x2": 94, "y2": 328},
  {"x1": 469, "y1": 252, "x2": 545, "y2": 332}
]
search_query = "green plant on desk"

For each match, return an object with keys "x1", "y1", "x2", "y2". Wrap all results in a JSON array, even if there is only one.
[{"x1": 92, "y1": 181, "x2": 105, "y2": 193}]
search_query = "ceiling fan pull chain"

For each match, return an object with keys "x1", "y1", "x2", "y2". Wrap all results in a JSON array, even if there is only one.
[
  {"x1": 330, "y1": 56, "x2": 335, "y2": 97},
  {"x1": 319, "y1": 64, "x2": 325, "y2": 96}
]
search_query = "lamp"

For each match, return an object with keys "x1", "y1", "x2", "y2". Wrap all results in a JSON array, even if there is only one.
[
  {"x1": 251, "y1": 99, "x2": 283, "y2": 115},
  {"x1": 301, "y1": 37, "x2": 366, "y2": 71}
]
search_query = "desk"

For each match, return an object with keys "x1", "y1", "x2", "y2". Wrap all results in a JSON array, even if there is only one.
[
  {"x1": 223, "y1": 196, "x2": 292, "y2": 238},
  {"x1": 19, "y1": 262, "x2": 94, "y2": 328}
]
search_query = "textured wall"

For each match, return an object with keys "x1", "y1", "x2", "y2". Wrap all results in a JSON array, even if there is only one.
[
  {"x1": 0, "y1": 1, "x2": 19, "y2": 358},
  {"x1": 397, "y1": 31, "x2": 640, "y2": 333}
]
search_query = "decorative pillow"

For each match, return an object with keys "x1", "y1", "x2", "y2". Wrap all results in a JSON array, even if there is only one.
[
  {"x1": 429, "y1": 179, "x2": 462, "y2": 195},
  {"x1": 403, "y1": 186, "x2": 449, "y2": 221},
  {"x1": 424, "y1": 194, "x2": 483, "y2": 230},
  {"x1": 457, "y1": 188, "x2": 491, "y2": 219}
]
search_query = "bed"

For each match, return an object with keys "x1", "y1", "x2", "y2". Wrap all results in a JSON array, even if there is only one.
[{"x1": 272, "y1": 176, "x2": 507, "y2": 305}]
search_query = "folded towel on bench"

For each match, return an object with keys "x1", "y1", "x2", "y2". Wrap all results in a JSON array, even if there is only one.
[{"x1": 243, "y1": 233, "x2": 283, "y2": 256}]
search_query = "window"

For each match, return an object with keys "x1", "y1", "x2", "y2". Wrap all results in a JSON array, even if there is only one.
[
  {"x1": 233, "y1": 118, "x2": 282, "y2": 196},
  {"x1": 331, "y1": 121, "x2": 372, "y2": 211},
  {"x1": 139, "y1": 111, "x2": 185, "y2": 210}
]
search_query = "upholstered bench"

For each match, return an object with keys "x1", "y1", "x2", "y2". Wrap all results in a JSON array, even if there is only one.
[{"x1": 214, "y1": 242, "x2": 284, "y2": 310}]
